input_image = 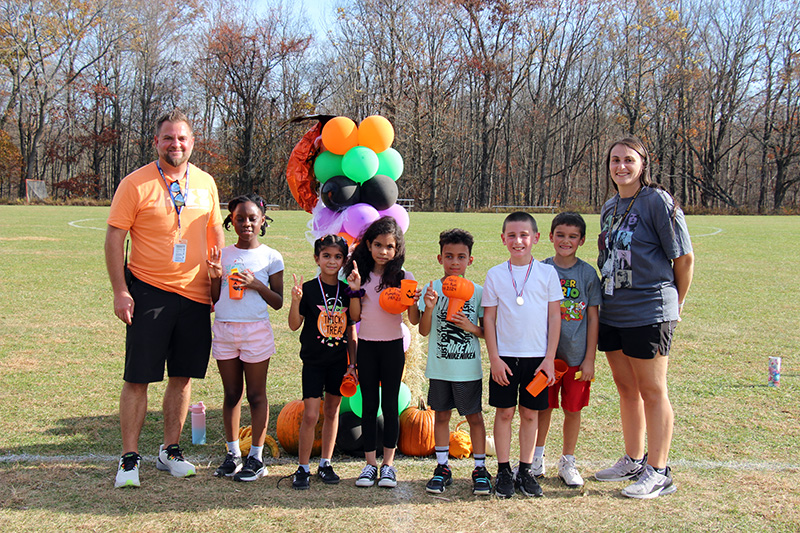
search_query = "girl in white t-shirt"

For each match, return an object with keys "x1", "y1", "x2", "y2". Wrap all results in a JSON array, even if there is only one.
[
  {"x1": 344, "y1": 216, "x2": 421, "y2": 489},
  {"x1": 207, "y1": 194, "x2": 284, "y2": 483}
]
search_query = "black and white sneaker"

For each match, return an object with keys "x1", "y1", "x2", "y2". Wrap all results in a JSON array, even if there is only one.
[
  {"x1": 515, "y1": 467, "x2": 544, "y2": 497},
  {"x1": 317, "y1": 464, "x2": 340, "y2": 485},
  {"x1": 355, "y1": 464, "x2": 378, "y2": 487},
  {"x1": 292, "y1": 467, "x2": 310, "y2": 490},
  {"x1": 214, "y1": 453, "x2": 243, "y2": 477},
  {"x1": 156, "y1": 444, "x2": 196, "y2": 477},
  {"x1": 595, "y1": 453, "x2": 647, "y2": 482},
  {"x1": 234, "y1": 456, "x2": 265, "y2": 482},
  {"x1": 377, "y1": 464, "x2": 397, "y2": 488},
  {"x1": 114, "y1": 452, "x2": 141, "y2": 488},
  {"x1": 494, "y1": 468, "x2": 515, "y2": 498},
  {"x1": 425, "y1": 464, "x2": 452, "y2": 494},
  {"x1": 471, "y1": 466, "x2": 492, "y2": 496},
  {"x1": 621, "y1": 465, "x2": 677, "y2": 499}
]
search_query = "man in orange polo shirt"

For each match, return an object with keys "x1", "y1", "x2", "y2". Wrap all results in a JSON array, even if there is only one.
[{"x1": 105, "y1": 109, "x2": 225, "y2": 488}]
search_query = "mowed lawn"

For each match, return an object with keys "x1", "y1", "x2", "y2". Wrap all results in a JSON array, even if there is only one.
[{"x1": 0, "y1": 206, "x2": 798, "y2": 532}]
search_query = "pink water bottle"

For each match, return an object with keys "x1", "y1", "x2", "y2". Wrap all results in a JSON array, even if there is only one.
[{"x1": 189, "y1": 402, "x2": 206, "y2": 445}]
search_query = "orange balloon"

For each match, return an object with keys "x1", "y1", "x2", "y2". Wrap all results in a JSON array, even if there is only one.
[
  {"x1": 321, "y1": 116, "x2": 358, "y2": 155},
  {"x1": 338, "y1": 231, "x2": 355, "y2": 247},
  {"x1": 379, "y1": 287, "x2": 408, "y2": 314},
  {"x1": 358, "y1": 115, "x2": 394, "y2": 153}
]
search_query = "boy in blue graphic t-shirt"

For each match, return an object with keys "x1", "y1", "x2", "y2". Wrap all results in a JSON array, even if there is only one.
[{"x1": 418, "y1": 229, "x2": 490, "y2": 496}]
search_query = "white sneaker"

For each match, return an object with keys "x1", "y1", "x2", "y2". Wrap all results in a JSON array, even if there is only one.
[
  {"x1": 114, "y1": 452, "x2": 141, "y2": 488},
  {"x1": 377, "y1": 464, "x2": 397, "y2": 488},
  {"x1": 621, "y1": 465, "x2": 677, "y2": 499},
  {"x1": 156, "y1": 444, "x2": 196, "y2": 477},
  {"x1": 594, "y1": 453, "x2": 647, "y2": 482},
  {"x1": 557, "y1": 455, "x2": 584, "y2": 487},
  {"x1": 531, "y1": 456, "x2": 545, "y2": 478}
]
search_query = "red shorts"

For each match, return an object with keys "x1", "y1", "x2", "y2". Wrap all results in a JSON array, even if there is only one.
[{"x1": 548, "y1": 364, "x2": 590, "y2": 412}]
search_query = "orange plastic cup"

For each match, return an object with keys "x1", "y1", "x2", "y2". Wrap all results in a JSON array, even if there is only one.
[
  {"x1": 552, "y1": 359, "x2": 569, "y2": 384},
  {"x1": 340, "y1": 374, "x2": 358, "y2": 397},
  {"x1": 229, "y1": 269, "x2": 244, "y2": 300},
  {"x1": 526, "y1": 371, "x2": 549, "y2": 397},
  {"x1": 445, "y1": 298, "x2": 466, "y2": 322},
  {"x1": 400, "y1": 279, "x2": 418, "y2": 306}
]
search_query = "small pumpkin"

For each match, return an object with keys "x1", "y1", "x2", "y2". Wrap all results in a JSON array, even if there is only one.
[
  {"x1": 379, "y1": 287, "x2": 408, "y2": 314},
  {"x1": 398, "y1": 398, "x2": 436, "y2": 457},
  {"x1": 276, "y1": 400, "x2": 325, "y2": 456},
  {"x1": 227, "y1": 426, "x2": 280, "y2": 458},
  {"x1": 449, "y1": 420, "x2": 472, "y2": 459}
]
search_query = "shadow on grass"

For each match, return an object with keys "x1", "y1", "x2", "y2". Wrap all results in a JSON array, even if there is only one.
[
  {"x1": 0, "y1": 458, "x2": 623, "y2": 516},
  {"x1": 0, "y1": 405, "x2": 287, "y2": 459}
]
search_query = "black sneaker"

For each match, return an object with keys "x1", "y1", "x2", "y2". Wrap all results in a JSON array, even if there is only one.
[
  {"x1": 317, "y1": 464, "x2": 340, "y2": 485},
  {"x1": 214, "y1": 453, "x2": 243, "y2": 477},
  {"x1": 292, "y1": 467, "x2": 310, "y2": 490},
  {"x1": 234, "y1": 456, "x2": 265, "y2": 482},
  {"x1": 516, "y1": 467, "x2": 543, "y2": 497},
  {"x1": 471, "y1": 466, "x2": 492, "y2": 496},
  {"x1": 425, "y1": 464, "x2": 452, "y2": 494},
  {"x1": 495, "y1": 468, "x2": 515, "y2": 498}
]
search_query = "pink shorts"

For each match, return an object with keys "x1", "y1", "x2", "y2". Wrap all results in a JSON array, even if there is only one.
[
  {"x1": 212, "y1": 319, "x2": 275, "y2": 364},
  {"x1": 548, "y1": 364, "x2": 591, "y2": 412}
]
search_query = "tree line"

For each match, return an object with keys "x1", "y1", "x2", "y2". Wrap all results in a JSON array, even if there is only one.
[{"x1": 1, "y1": 0, "x2": 799, "y2": 212}]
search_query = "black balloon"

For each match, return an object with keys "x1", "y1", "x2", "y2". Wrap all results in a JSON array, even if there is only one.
[
  {"x1": 336, "y1": 411, "x2": 384, "y2": 458},
  {"x1": 359, "y1": 174, "x2": 398, "y2": 211},
  {"x1": 320, "y1": 175, "x2": 360, "y2": 210}
]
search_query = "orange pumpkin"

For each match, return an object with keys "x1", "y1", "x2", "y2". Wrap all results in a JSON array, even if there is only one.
[
  {"x1": 379, "y1": 287, "x2": 408, "y2": 314},
  {"x1": 449, "y1": 420, "x2": 473, "y2": 459},
  {"x1": 442, "y1": 276, "x2": 474, "y2": 321},
  {"x1": 276, "y1": 400, "x2": 325, "y2": 456},
  {"x1": 398, "y1": 399, "x2": 436, "y2": 457}
]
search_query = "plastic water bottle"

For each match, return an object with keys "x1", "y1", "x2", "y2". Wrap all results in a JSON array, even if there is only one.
[{"x1": 189, "y1": 402, "x2": 206, "y2": 444}]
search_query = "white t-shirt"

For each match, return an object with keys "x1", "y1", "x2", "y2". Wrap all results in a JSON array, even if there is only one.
[
  {"x1": 482, "y1": 259, "x2": 562, "y2": 358},
  {"x1": 213, "y1": 244, "x2": 284, "y2": 322}
]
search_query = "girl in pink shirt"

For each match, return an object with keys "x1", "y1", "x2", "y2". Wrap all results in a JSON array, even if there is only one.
[{"x1": 344, "y1": 216, "x2": 420, "y2": 488}]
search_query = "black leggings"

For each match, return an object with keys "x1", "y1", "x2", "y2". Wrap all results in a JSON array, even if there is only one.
[{"x1": 358, "y1": 339, "x2": 405, "y2": 452}]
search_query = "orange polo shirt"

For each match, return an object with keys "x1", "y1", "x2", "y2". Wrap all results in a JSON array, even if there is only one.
[{"x1": 108, "y1": 162, "x2": 222, "y2": 304}]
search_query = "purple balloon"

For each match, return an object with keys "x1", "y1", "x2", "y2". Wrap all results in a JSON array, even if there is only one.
[
  {"x1": 342, "y1": 203, "x2": 380, "y2": 238},
  {"x1": 378, "y1": 203, "x2": 410, "y2": 233},
  {"x1": 312, "y1": 204, "x2": 344, "y2": 237}
]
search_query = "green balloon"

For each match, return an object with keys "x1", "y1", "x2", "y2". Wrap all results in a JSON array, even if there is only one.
[
  {"x1": 339, "y1": 393, "x2": 353, "y2": 414},
  {"x1": 398, "y1": 382, "x2": 411, "y2": 415},
  {"x1": 376, "y1": 147, "x2": 404, "y2": 181},
  {"x1": 350, "y1": 384, "x2": 383, "y2": 419},
  {"x1": 342, "y1": 146, "x2": 379, "y2": 184},
  {"x1": 313, "y1": 151, "x2": 343, "y2": 184}
]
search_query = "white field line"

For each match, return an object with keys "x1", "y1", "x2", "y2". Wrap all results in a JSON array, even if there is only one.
[
  {"x1": 0, "y1": 453, "x2": 796, "y2": 472},
  {"x1": 68, "y1": 218, "x2": 106, "y2": 231},
  {"x1": 690, "y1": 226, "x2": 723, "y2": 238}
]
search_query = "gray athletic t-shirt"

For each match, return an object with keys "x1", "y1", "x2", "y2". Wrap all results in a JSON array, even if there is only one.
[
  {"x1": 597, "y1": 186, "x2": 692, "y2": 327},
  {"x1": 543, "y1": 258, "x2": 602, "y2": 366}
]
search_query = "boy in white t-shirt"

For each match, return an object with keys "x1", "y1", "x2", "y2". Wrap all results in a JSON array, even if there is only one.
[
  {"x1": 482, "y1": 212, "x2": 562, "y2": 498},
  {"x1": 418, "y1": 229, "x2": 489, "y2": 496}
]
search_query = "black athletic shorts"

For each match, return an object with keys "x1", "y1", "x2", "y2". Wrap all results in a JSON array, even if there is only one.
[
  {"x1": 302, "y1": 356, "x2": 348, "y2": 399},
  {"x1": 488, "y1": 356, "x2": 550, "y2": 411},
  {"x1": 124, "y1": 277, "x2": 212, "y2": 383},
  {"x1": 598, "y1": 321, "x2": 677, "y2": 360},
  {"x1": 427, "y1": 379, "x2": 482, "y2": 416}
]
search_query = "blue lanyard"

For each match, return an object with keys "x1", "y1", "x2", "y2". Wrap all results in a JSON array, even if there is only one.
[{"x1": 156, "y1": 161, "x2": 189, "y2": 230}]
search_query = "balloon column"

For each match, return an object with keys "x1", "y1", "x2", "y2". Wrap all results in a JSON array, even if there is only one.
[{"x1": 286, "y1": 115, "x2": 410, "y2": 243}]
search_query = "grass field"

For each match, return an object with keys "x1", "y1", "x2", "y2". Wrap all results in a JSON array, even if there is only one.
[{"x1": 0, "y1": 206, "x2": 798, "y2": 532}]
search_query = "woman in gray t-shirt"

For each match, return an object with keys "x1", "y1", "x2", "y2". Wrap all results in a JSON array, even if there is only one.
[{"x1": 594, "y1": 137, "x2": 694, "y2": 499}]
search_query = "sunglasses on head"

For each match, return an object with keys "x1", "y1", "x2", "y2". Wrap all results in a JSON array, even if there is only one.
[{"x1": 169, "y1": 181, "x2": 185, "y2": 208}]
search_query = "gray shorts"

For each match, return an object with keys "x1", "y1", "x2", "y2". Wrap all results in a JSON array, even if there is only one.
[{"x1": 427, "y1": 379, "x2": 482, "y2": 416}]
